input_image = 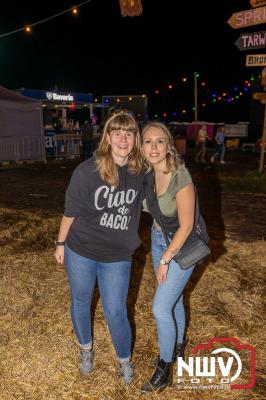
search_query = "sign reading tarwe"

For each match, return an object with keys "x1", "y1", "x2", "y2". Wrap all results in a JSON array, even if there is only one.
[{"x1": 235, "y1": 31, "x2": 266, "y2": 50}]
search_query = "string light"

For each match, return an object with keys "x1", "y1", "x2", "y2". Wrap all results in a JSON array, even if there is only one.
[
  {"x1": 149, "y1": 72, "x2": 260, "y2": 120},
  {"x1": 0, "y1": 0, "x2": 92, "y2": 39}
]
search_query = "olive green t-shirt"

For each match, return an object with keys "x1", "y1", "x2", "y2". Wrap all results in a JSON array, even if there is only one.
[{"x1": 143, "y1": 165, "x2": 192, "y2": 217}]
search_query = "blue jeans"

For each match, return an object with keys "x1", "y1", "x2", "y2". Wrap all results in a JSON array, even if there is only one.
[
  {"x1": 151, "y1": 226, "x2": 195, "y2": 363},
  {"x1": 212, "y1": 143, "x2": 225, "y2": 161},
  {"x1": 64, "y1": 244, "x2": 132, "y2": 361}
]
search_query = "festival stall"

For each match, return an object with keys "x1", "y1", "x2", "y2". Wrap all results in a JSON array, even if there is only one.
[{"x1": 19, "y1": 89, "x2": 93, "y2": 157}]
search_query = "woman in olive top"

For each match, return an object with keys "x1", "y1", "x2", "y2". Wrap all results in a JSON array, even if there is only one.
[{"x1": 141, "y1": 122, "x2": 196, "y2": 393}]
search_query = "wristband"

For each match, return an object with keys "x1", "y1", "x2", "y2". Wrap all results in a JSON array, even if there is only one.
[{"x1": 55, "y1": 241, "x2": 65, "y2": 246}]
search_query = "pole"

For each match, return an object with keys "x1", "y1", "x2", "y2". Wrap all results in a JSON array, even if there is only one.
[
  {"x1": 259, "y1": 104, "x2": 266, "y2": 175},
  {"x1": 194, "y1": 72, "x2": 198, "y2": 138},
  {"x1": 259, "y1": 67, "x2": 266, "y2": 175}
]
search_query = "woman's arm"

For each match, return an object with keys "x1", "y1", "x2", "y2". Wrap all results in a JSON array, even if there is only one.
[
  {"x1": 54, "y1": 216, "x2": 74, "y2": 264},
  {"x1": 156, "y1": 183, "x2": 195, "y2": 284}
]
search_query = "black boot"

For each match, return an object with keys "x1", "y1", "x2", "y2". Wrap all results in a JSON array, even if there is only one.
[
  {"x1": 152, "y1": 341, "x2": 186, "y2": 367},
  {"x1": 174, "y1": 342, "x2": 185, "y2": 361},
  {"x1": 141, "y1": 358, "x2": 173, "y2": 393}
]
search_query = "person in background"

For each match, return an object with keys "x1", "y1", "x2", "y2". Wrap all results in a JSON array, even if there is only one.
[
  {"x1": 195, "y1": 124, "x2": 208, "y2": 163},
  {"x1": 67, "y1": 119, "x2": 74, "y2": 134},
  {"x1": 54, "y1": 118, "x2": 63, "y2": 135},
  {"x1": 211, "y1": 126, "x2": 226, "y2": 164},
  {"x1": 140, "y1": 122, "x2": 196, "y2": 393},
  {"x1": 81, "y1": 118, "x2": 94, "y2": 160},
  {"x1": 54, "y1": 112, "x2": 145, "y2": 384}
]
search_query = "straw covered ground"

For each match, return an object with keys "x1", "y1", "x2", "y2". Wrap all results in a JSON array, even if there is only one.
[{"x1": 0, "y1": 153, "x2": 265, "y2": 400}]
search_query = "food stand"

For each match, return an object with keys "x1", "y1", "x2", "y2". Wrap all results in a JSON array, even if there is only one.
[{"x1": 19, "y1": 89, "x2": 108, "y2": 158}]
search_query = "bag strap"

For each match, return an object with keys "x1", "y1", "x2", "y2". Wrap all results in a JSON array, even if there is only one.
[
  {"x1": 158, "y1": 186, "x2": 200, "y2": 247},
  {"x1": 158, "y1": 216, "x2": 171, "y2": 247},
  {"x1": 144, "y1": 170, "x2": 200, "y2": 245}
]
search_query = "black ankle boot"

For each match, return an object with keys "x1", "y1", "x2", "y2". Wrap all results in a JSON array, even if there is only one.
[
  {"x1": 152, "y1": 341, "x2": 186, "y2": 367},
  {"x1": 174, "y1": 342, "x2": 185, "y2": 361},
  {"x1": 141, "y1": 358, "x2": 173, "y2": 393}
]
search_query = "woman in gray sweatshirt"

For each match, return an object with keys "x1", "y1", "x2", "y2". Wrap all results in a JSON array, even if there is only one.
[{"x1": 54, "y1": 112, "x2": 145, "y2": 384}]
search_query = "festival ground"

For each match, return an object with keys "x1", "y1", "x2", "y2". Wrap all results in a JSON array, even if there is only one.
[{"x1": 0, "y1": 150, "x2": 265, "y2": 400}]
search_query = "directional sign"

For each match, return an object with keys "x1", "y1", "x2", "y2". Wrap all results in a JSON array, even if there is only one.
[
  {"x1": 246, "y1": 54, "x2": 266, "y2": 66},
  {"x1": 227, "y1": 6, "x2": 266, "y2": 29},
  {"x1": 250, "y1": 0, "x2": 266, "y2": 8},
  {"x1": 235, "y1": 31, "x2": 266, "y2": 50},
  {"x1": 253, "y1": 92, "x2": 266, "y2": 102}
]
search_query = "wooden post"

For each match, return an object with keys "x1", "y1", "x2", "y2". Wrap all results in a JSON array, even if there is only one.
[
  {"x1": 259, "y1": 104, "x2": 266, "y2": 174},
  {"x1": 194, "y1": 72, "x2": 198, "y2": 139},
  {"x1": 119, "y1": 0, "x2": 143, "y2": 17},
  {"x1": 259, "y1": 67, "x2": 266, "y2": 175}
]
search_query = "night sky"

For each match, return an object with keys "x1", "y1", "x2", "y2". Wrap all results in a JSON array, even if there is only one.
[{"x1": 0, "y1": 0, "x2": 264, "y2": 122}]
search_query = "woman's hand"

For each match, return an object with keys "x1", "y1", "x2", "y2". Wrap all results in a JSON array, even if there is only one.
[
  {"x1": 156, "y1": 264, "x2": 168, "y2": 284},
  {"x1": 54, "y1": 246, "x2": 65, "y2": 264}
]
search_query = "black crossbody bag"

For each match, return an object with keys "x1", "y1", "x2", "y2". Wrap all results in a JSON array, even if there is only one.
[{"x1": 144, "y1": 171, "x2": 211, "y2": 270}]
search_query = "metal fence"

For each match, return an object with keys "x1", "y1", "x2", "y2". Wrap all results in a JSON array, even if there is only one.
[{"x1": 0, "y1": 135, "x2": 46, "y2": 162}]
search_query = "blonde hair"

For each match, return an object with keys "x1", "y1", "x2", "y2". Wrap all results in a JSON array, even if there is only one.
[
  {"x1": 95, "y1": 112, "x2": 145, "y2": 187},
  {"x1": 141, "y1": 121, "x2": 183, "y2": 173}
]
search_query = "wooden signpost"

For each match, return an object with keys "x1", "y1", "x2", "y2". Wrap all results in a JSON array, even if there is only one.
[
  {"x1": 253, "y1": 92, "x2": 266, "y2": 103},
  {"x1": 253, "y1": 90, "x2": 266, "y2": 174},
  {"x1": 253, "y1": 67, "x2": 266, "y2": 174},
  {"x1": 246, "y1": 54, "x2": 266, "y2": 66},
  {"x1": 235, "y1": 31, "x2": 266, "y2": 51},
  {"x1": 227, "y1": 6, "x2": 266, "y2": 29},
  {"x1": 250, "y1": 0, "x2": 266, "y2": 8},
  {"x1": 228, "y1": 5, "x2": 266, "y2": 173}
]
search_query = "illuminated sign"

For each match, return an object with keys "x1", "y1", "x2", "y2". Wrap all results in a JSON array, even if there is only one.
[
  {"x1": 46, "y1": 92, "x2": 74, "y2": 101},
  {"x1": 20, "y1": 89, "x2": 93, "y2": 104}
]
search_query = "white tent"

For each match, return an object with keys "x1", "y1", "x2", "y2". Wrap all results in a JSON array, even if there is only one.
[{"x1": 0, "y1": 85, "x2": 46, "y2": 162}]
